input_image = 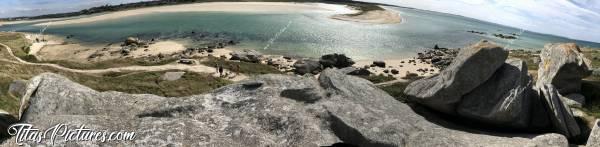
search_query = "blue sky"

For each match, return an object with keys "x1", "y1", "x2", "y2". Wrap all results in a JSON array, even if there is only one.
[{"x1": 1, "y1": 0, "x2": 599, "y2": 43}]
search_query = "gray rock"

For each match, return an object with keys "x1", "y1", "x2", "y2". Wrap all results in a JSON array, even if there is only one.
[
  {"x1": 2, "y1": 71, "x2": 569, "y2": 146},
  {"x1": 319, "y1": 54, "x2": 355, "y2": 68},
  {"x1": 536, "y1": 43, "x2": 592, "y2": 95},
  {"x1": 538, "y1": 84, "x2": 581, "y2": 138},
  {"x1": 125, "y1": 37, "x2": 140, "y2": 46},
  {"x1": 293, "y1": 59, "x2": 322, "y2": 75},
  {"x1": 160, "y1": 72, "x2": 186, "y2": 81},
  {"x1": 457, "y1": 59, "x2": 533, "y2": 128},
  {"x1": 404, "y1": 40, "x2": 508, "y2": 114},
  {"x1": 372, "y1": 61, "x2": 386, "y2": 68},
  {"x1": 230, "y1": 50, "x2": 263, "y2": 63},
  {"x1": 587, "y1": 119, "x2": 600, "y2": 147},
  {"x1": 561, "y1": 93, "x2": 585, "y2": 108},
  {"x1": 8, "y1": 80, "x2": 27, "y2": 98},
  {"x1": 593, "y1": 68, "x2": 600, "y2": 77},
  {"x1": 339, "y1": 67, "x2": 370, "y2": 76},
  {"x1": 532, "y1": 133, "x2": 569, "y2": 147}
]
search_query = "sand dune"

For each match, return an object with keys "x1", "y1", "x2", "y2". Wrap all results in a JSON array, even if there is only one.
[{"x1": 33, "y1": 2, "x2": 356, "y2": 26}]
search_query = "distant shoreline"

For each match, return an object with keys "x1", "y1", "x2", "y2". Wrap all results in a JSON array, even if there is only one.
[{"x1": 1, "y1": 2, "x2": 404, "y2": 26}]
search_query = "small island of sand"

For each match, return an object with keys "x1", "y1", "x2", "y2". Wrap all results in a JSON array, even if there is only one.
[{"x1": 331, "y1": 9, "x2": 402, "y2": 24}]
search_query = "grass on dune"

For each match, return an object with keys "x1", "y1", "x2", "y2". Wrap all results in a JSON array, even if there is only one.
[
  {"x1": 0, "y1": 32, "x2": 234, "y2": 116},
  {"x1": 201, "y1": 56, "x2": 282, "y2": 75}
]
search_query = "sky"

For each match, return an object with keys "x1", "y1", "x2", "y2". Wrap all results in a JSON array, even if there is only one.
[
  {"x1": 0, "y1": 0, "x2": 599, "y2": 43},
  {"x1": 360, "y1": 0, "x2": 600, "y2": 43}
]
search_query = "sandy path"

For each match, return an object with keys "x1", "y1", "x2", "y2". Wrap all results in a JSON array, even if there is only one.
[
  {"x1": 0, "y1": 43, "x2": 247, "y2": 81},
  {"x1": 34, "y1": 2, "x2": 355, "y2": 26}
]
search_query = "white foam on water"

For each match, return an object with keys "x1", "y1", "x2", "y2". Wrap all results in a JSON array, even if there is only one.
[{"x1": 263, "y1": 20, "x2": 293, "y2": 50}]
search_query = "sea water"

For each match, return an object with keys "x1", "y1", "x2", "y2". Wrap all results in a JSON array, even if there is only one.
[{"x1": 2, "y1": 6, "x2": 599, "y2": 60}]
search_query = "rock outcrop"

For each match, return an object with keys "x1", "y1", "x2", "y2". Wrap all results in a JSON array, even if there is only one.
[
  {"x1": 537, "y1": 84, "x2": 581, "y2": 138},
  {"x1": 2, "y1": 70, "x2": 568, "y2": 146},
  {"x1": 588, "y1": 119, "x2": 600, "y2": 147},
  {"x1": 536, "y1": 43, "x2": 592, "y2": 95},
  {"x1": 404, "y1": 40, "x2": 508, "y2": 114},
  {"x1": 293, "y1": 59, "x2": 322, "y2": 75},
  {"x1": 230, "y1": 50, "x2": 263, "y2": 63},
  {"x1": 404, "y1": 41, "x2": 591, "y2": 140},
  {"x1": 160, "y1": 72, "x2": 186, "y2": 81},
  {"x1": 319, "y1": 54, "x2": 355, "y2": 68},
  {"x1": 457, "y1": 59, "x2": 533, "y2": 128}
]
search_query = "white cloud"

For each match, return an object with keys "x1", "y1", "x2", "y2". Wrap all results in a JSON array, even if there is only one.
[{"x1": 361, "y1": 0, "x2": 600, "y2": 43}]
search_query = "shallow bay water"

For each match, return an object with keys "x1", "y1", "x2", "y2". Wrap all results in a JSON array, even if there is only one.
[{"x1": 2, "y1": 6, "x2": 599, "y2": 60}]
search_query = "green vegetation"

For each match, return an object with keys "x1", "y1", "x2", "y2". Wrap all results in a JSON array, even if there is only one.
[
  {"x1": 45, "y1": 57, "x2": 179, "y2": 70},
  {"x1": 71, "y1": 71, "x2": 232, "y2": 97},
  {"x1": 360, "y1": 74, "x2": 396, "y2": 84},
  {"x1": 343, "y1": 2, "x2": 385, "y2": 16},
  {"x1": 0, "y1": 32, "x2": 37, "y2": 62},
  {"x1": 581, "y1": 80, "x2": 600, "y2": 118},
  {"x1": 0, "y1": 33, "x2": 234, "y2": 116},
  {"x1": 582, "y1": 47, "x2": 600, "y2": 68},
  {"x1": 508, "y1": 50, "x2": 539, "y2": 71},
  {"x1": 378, "y1": 81, "x2": 412, "y2": 102},
  {"x1": 0, "y1": 57, "x2": 233, "y2": 115},
  {"x1": 201, "y1": 57, "x2": 282, "y2": 75},
  {"x1": 0, "y1": 77, "x2": 21, "y2": 116}
]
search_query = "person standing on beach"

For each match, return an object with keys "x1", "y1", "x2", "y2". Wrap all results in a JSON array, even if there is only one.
[{"x1": 218, "y1": 65, "x2": 224, "y2": 77}]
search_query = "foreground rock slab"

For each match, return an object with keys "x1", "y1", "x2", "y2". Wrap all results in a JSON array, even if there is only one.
[
  {"x1": 538, "y1": 84, "x2": 581, "y2": 138},
  {"x1": 404, "y1": 40, "x2": 508, "y2": 114},
  {"x1": 457, "y1": 59, "x2": 533, "y2": 128},
  {"x1": 587, "y1": 119, "x2": 600, "y2": 147},
  {"x1": 3, "y1": 71, "x2": 569, "y2": 146}
]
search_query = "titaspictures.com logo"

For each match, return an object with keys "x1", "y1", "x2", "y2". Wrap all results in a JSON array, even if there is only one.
[{"x1": 7, "y1": 123, "x2": 136, "y2": 145}]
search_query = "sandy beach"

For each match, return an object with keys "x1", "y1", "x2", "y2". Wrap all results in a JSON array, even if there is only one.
[
  {"x1": 32, "y1": 2, "x2": 357, "y2": 26},
  {"x1": 331, "y1": 9, "x2": 403, "y2": 24},
  {"x1": 356, "y1": 59, "x2": 438, "y2": 79}
]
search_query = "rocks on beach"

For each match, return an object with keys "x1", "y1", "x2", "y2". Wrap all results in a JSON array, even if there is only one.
[
  {"x1": 319, "y1": 53, "x2": 355, "y2": 68},
  {"x1": 293, "y1": 59, "x2": 322, "y2": 75},
  {"x1": 229, "y1": 50, "x2": 263, "y2": 63},
  {"x1": 417, "y1": 45, "x2": 459, "y2": 70}
]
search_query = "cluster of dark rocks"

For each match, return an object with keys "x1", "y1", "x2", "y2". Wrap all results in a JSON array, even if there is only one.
[
  {"x1": 230, "y1": 50, "x2": 264, "y2": 63},
  {"x1": 119, "y1": 37, "x2": 151, "y2": 56},
  {"x1": 417, "y1": 44, "x2": 459, "y2": 70},
  {"x1": 404, "y1": 40, "x2": 594, "y2": 142},
  {"x1": 292, "y1": 54, "x2": 367, "y2": 76},
  {"x1": 493, "y1": 33, "x2": 518, "y2": 39},
  {"x1": 467, "y1": 30, "x2": 486, "y2": 35}
]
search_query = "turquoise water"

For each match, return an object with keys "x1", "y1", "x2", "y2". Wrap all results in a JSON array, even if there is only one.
[{"x1": 2, "y1": 6, "x2": 599, "y2": 60}]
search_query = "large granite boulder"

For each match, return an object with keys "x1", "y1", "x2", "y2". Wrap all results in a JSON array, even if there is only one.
[
  {"x1": 457, "y1": 59, "x2": 533, "y2": 128},
  {"x1": 230, "y1": 50, "x2": 263, "y2": 63},
  {"x1": 1, "y1": 71, "x2": 569, "y2": 146},
  {"x1": 404, "y1": 40, "x2": 508, "y2": 114},
  {"x1": 319, "y1": 54, "x2": 355, "y2": 68},
  {"x1": 587, "y1": 119, "x2": 600, "y2": 147},
  {"x1": 536, "y1": 43, "x2": 592, "y2": 95},
  {"x1": 537, "y1": 84, "x2": 581, "y2": 138},
  {"x1": 293, "y1": 59, "x2": 322, "y2": 75}
]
